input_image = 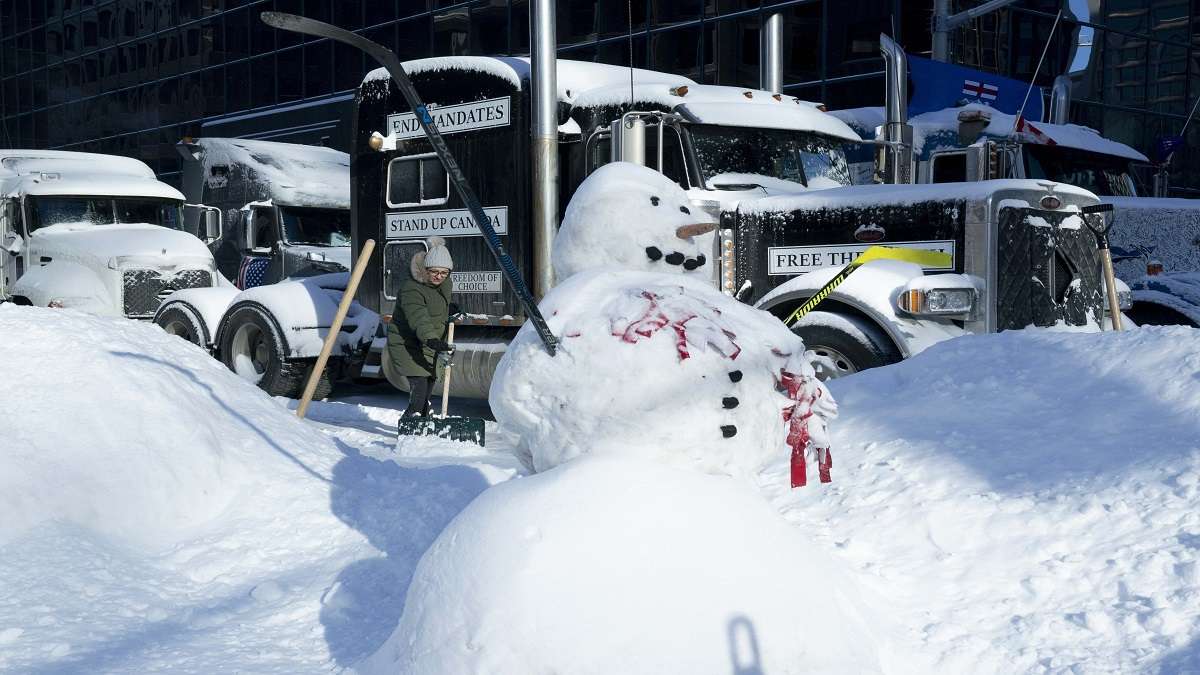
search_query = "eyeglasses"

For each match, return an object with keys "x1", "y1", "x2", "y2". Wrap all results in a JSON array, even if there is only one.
[{"x1": 428, "y1": 268, "x2": 450, "y2": 277}]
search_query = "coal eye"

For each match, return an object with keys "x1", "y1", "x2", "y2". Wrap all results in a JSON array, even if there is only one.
[
  {"x1": 720, "y1": 425, "x2": 737, "y2": 438},
  {"x1": 645, "y1": 246, "x2": 663, "y2": 261},
  {"x1": 683, "y1": 258, "x2": 700, "y2": 270},
  {"x1": 679, "y1": 205, "x2": 690, "y2": 214},
  {"x1": 665, "y1": 252, "x2": 685, "y2": 265},
  {"x1": 650, "y1": 196, "x2": 660, "y2": 206}
]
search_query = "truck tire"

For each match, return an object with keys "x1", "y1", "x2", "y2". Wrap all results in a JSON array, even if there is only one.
[
  {"x1": 154, "y1": 301, "x2": 209, "y2": 349},
  {"x1": 790, "y1": 310, "x2": 901, "y2": 381},
  {"x1": 219, "y1": 302, "x2": 332, "y2": 399}
]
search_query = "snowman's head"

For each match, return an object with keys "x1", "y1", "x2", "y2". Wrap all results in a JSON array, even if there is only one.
[{"x1": 553, "y1": 162, "x2": 716, "y2": 280}]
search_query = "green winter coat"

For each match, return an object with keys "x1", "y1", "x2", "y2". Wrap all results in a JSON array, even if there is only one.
[{"x1": 386, "y1": 257, "x2": 452, "y2": 378}]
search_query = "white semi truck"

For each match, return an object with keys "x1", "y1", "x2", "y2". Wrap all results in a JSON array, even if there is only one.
[{"x1": 0, "y1": 149, "x2": 221, "y2": 318}]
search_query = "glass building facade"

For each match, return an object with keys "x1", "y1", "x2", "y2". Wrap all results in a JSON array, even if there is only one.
[{"x1": 0, "y1": 0, "x2": 1197, "y2": 193}]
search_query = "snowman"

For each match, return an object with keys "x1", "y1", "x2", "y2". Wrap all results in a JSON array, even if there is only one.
[
  {"x1": 358, "y1": 163, "x2": 867, "y2": 674},
  {"x1": 493, "y1": 161, "x2": 837, "y2": 487}
]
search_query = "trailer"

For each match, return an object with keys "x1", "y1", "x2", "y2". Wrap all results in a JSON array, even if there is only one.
[{"x1": 0, "y1": 149, "x2": 221, "y2": 318}]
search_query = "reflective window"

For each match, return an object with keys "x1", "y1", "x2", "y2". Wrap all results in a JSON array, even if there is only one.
[{"x1": 387, "y1": 154, "x2": 449, "y2": 207}]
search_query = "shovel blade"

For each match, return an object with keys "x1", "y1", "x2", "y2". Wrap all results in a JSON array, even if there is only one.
[{"x1": 397, "y1": 416, "x2": 485, "y2": 446}]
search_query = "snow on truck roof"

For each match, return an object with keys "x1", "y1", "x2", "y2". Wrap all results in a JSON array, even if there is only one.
[
  {"x1": 830, "y1": 104, "x2": 1148, "y2": 162},
  {"x1": 364, "y1": 57, "x2": 860, "y2": 142},
  {"x1": 0, "y1": 150, "x2": 184, "y2": 201},
  {"x1": 189, "y1": 137, "x2": 350, "y2": 209},
  {"x1": 737, "y1": 178, "x2": 1100, "y2": 215}
]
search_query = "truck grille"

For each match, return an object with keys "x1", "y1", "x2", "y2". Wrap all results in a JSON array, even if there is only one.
[
  {"x1": 997, "y1": 208, "x2": 1103, "y2": 330},
  {"x1": 123, "y1": 268, "x2": 213, "y2": 318}
]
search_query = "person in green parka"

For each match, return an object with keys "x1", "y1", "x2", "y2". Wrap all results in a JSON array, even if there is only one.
[{"x1": 387, "y1": 236, "x2": 455, "y2": 418}]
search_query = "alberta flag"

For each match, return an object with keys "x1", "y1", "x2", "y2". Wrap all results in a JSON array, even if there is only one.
[{"x1": 908, "y1": 54, "x2": 1043, "y2": 121}]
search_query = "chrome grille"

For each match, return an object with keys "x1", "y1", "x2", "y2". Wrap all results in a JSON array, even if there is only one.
[{"x1": 123, "y1": 268, "x2": 213, "y2": 318}]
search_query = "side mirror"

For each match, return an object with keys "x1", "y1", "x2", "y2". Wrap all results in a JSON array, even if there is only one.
[
  {"x1": 2, "y1": 231, "x2": 22, "y2": 255},
  {"x1": 203, "y1": 208, "x2": 221, "y2": 242},
  {"x1": 611, "y1": 116, "x2": 647, "y2": 166}
]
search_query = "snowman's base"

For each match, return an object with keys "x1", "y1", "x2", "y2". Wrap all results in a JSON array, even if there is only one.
[{"x1": 397, "y1": 416, "x2": 486, "y2": 446}]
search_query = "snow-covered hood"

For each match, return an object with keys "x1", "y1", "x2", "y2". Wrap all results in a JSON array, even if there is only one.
[{"x1": 32, "y1": 223, "x2": 214, "y2": 268}]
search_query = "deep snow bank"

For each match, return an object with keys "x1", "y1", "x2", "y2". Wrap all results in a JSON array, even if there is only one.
[
  {"x1": 361, "y1": 454, "x2": 884, "y2": 675},
  {"x1": 0, "y1": 304, "x2": 341, "y2": 549},
  {"x1": 771, "y1": 326, "x2": 1200, "y2": 673}
]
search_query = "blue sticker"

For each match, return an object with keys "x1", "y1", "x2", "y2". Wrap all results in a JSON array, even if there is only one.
[{"x1": 416, "y1": 105, "x2": 434, "y2": 125}]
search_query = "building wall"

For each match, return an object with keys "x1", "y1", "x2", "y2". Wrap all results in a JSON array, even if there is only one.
[{"x1": 0, "y1": 0, "x2": 1196, "y2": 194}]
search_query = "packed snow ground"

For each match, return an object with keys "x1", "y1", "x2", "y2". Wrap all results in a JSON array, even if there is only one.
[{"x1": 1, "y1": 303, "x2": 1198, "y2": 673}]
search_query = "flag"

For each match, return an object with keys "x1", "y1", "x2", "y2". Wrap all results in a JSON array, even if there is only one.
[
  {"x1": 908, "y1": 54, "x2": 1044, "y2": 121},
  {"x1": 236, "y1": 256, "x2": 271, "y2": 290}
]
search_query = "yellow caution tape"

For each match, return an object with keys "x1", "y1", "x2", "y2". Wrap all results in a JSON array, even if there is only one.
[{"x1": 783, "y1": 245, "x2": 953, "y2": 325}]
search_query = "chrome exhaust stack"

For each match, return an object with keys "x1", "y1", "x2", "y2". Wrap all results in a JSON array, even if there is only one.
[{"x1": 880, "y1": 34, "x2": 914, "y2": 184}]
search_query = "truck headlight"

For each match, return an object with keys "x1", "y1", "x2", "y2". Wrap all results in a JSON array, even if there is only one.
[{"x1": 897, "y1": 284, "x2": 976, "y2": 317}]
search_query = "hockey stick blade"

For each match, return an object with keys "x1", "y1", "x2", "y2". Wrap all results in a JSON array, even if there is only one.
[{"x1": 261, "y1": 12, "x2": 559, "y2": 356}]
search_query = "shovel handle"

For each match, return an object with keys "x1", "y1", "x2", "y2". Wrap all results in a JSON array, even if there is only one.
[
  {"x1": 1100, "y1": 248, "x2": 1123, "y2": 331},
  {"x1": 440, "y1": 321, "x2": 454, "y2": 418}
]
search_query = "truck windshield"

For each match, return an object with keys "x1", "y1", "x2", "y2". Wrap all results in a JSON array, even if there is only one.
[
  {"x1": 1023, "y1": 145, "x2": 1138, "y2": 197},
  {"x1": 27, "y1": 196, "x2": 184, "y2": 231},
  {"x1": 279, "y1": 207, "x2": 352, "y2": 247},
  {"x1": 689, "y1": 125, "x2": 852, "y2": 190}
]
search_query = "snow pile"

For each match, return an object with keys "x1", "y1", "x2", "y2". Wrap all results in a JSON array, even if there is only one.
[
  {"x1": 553, "y1": 162, "x2": 715, "y2": 279},
  {"x1": 767, "y1": 326, "x2": 1200, "y2": 672},
  {"x1": 491, "y1": 269, "x2": 834, "y2": 480},
  {"x1": 0, "y1": 304, "x2": 511, "y2": 673},
  {"x1": 361, "y1": 454, "x2": 883, "y2": 675},
  {"x1": 0, "y1": 304, "x2": 343, "y2": 549}
]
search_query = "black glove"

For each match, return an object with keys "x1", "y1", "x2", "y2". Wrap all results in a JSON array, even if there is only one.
[{"x1": 427, "y1": 338, "x2": 454, "y2": 353}]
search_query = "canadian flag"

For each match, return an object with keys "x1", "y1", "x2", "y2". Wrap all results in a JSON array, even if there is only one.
[
  {"x1": 962, "y1": 79, "x2": 999, "y2": 101},
  {"x1": 1015, "y1": 116, "x2": 1058, "y2": 146}
]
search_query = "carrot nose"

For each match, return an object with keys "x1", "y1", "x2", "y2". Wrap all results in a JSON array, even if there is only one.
[{"x1": 676, "y1": 223, "x2": 717, "y2": 239}]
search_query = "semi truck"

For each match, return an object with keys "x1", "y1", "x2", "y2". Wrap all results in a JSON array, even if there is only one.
[
  {"x1": 0, "y1": 149, "x2": 221, "y2": 318},
  {"x1": 352, "y1": 53, "x2": 1111, "y2": 386},
  {"x1": 830, "y1": 39, "x2": 1200, "y2": 327},
  {"x1": 154, "y1": 137, "x2": 362, "y2": 397}
]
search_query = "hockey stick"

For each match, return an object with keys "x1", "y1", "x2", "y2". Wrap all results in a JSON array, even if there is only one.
[
  {"x1": 260, "y1": 11, "x2": 558, "y2": 356},
  {"x1": 783, "y1": 246, "x2": 953, "y2": 325}
]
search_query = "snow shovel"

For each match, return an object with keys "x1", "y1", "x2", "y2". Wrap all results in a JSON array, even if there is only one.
[
  {"x1": 1081, "y1": 203, "x2": 1123, "y2": 331},
  {"x1": 396, "y1": 317, "x2": 485, "y2": 446}
]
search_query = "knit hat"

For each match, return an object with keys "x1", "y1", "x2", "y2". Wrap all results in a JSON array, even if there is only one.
[{"x1": 424, "y1": 236, "x2": 454, "y2": 270}]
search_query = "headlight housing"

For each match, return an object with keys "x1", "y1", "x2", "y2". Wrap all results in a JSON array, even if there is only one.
[{"x1": 897, "y1": 276, "x2": 978, "y2": 318}]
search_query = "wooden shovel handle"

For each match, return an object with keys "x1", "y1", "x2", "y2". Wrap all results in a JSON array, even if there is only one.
[
  {"x1": 297, "y1": 239, "x2": 376, "y2": 419},
  {"x1": 440, "y1": 321, "x2": 454, "y2": 418}
]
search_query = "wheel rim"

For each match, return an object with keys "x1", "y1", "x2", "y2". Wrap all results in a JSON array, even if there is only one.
[
  {"x1": 230, "y1": 322, "x2": 268, "y2": 384},
  {"x1": 162, "y1": 317, "x2": 196, "y2": 343},
  {"x1": 807, "y1": 345, "x2": 858, "y2": 381}
]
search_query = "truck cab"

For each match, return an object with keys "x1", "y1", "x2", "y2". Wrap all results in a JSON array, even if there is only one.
[
  {"x1": 0, "y1": 150, "x2": 219, "y2": 317},
  {"x1": 352, "y1": 56, "x2": 861, "y2": 395},
  {"x1": 833, "y1": 93, "x2": 1200, "y2": 328},
  {"x1": 176, "y1": 137, "x2": 352, "y2": 287}
]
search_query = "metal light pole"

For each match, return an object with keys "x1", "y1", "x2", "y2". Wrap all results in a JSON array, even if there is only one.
[
  {"x1": 530, "y1": 0, "x2": 558, "y2": 298},
  {"x1": 932, "y1": 0, "x2": 1022, "y2": 62}
]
